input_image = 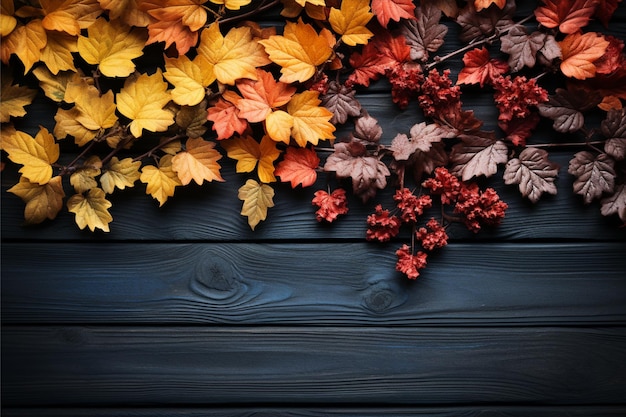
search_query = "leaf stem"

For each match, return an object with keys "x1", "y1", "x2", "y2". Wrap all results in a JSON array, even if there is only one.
[
  {"x1": 526, "y1": 140, "x2": 605, "y2": 148},
  {"x1": 133, "y1": 133, "x2": 186, "y2": 162}
]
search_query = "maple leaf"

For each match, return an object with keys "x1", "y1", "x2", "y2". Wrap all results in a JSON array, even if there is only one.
[
  {"x1": 504, "y1": 148, "x2": 559, "y2": 203},
  {"x1": 100, "y1": 157, "x2": 142, "y2": 194},
  {"x1": 39, "y1": 30, "x2": 78, "y2": 74},
  {"x1": 312, "y1": 188, "x2": 349, "y2": 222},
  {"x1": 500, "y1": 26, "x2": 546, "y2": 73},
  {"x1": 390, "y1": 122, "x2": 456, "y2": 160},
  {"x1": 288, "y1": 90, "x2": 336, "y2": 147},
  {"x1": 324, "y1": 142, "x2": 390, "y2": 201},
  {"x1": 568, "y1": 151, "x2": 616, "y2": 203},
  {"x1": 537, "y1": 87, "x2": 601, "y2": 133},
  {"x1": 399, "y1": 4, "x2": 447, "y2": 62},
  {"x1": 197, "y1": 23, "x2": 270, "y2": 86},
  {"x1": 7, "y1": 19, "x2": 47, "y2": 73},
  {"x1": 499, "y1": 113, "x2": 540, "y2": 147},
  {"x1": 208, "y1": 0, "x2": 253, "y2": 10},
  {"x1": 172, "y1": 137, "x2": 224, "y2": 185},
  {"x1": 8, "y1": 175, "x2": 65, "y2": 224},
  {"x1": 601, "y1": 108, "x2": 626, "y2": 160},
  {"x1": 352, "y1": 111, "x2": 383, "y2": 144},
  {"x1": 457, "y1": 47, "x2": 508, "y2": 87},
  {"x1": 221, "y1": 135, "x2": 281, "y2": 183},
  {"x1": 140, "y1": 154, "x2": 183, "y2": 206},
  {"x1": 320, "y1": 81, "x2": 362, "y2": 125},
  {"x1": 274, "y1": 146, "x2": 320, "y2": 188},
  {"x1": 235, "y1": 68, "x2": 296, "y2": 123},
  {"x1": 145, "y1": 0, "x2": 208, "y2": 31},
  {"x1": 372, "y1": 0, "x2": 416, "y2": 29},
  {"x1": 2, "y1": 127, "x2": 59, "y2": 185},
  {"x1": 99, "y1": 0, "x2": 151, "y2": 25},
  {"x1": 207, "y1": 95, "x2": 249, "y2": 140},
  {"x1": 176, "y1": 101, "x2": 208, "y2": 139},
  {"x1": 67, "y1": 188, "x2": 113, "y2": 232},
  {"x1": 559, "y1": 32, "x2": 610, "y2": 80},
  {"x1": 164, "y1": 55, "x2": 215, "y2": 106},
  {"x1": 455, "y1": 0, "x2": 515, "y2": 43},
  {"x1": 259, "y1": 19, "x2": 333, "y2": 83},
  {"x1": 77, "y1": 17, "x2": 147, "y2": 78},
  {"x1": 70, "y1": 156, "x2": 101, "y2": 193},
  {"x1": 40, "y1": 0, "x2": 102, "y2": 36},
  {"x1": 0, "y1": 72, "x2": 37, "y2": 122},
  {"x1": 32, "y1": 69, "x2": 81, "y2": 103},
  {"x1": 238, "y1": 179, "x2": 275, "y2": 230},
  {"x1": 146, "y1": 19, "x2": 198, "y2": 56},
  {"x1": 474, "y1": 0, "x2": 506, "y2": 11},
  {"x1": 329, "y1": 0, "x2": 373, "y2": 46},
  {"x1": 601, "y1": 184, "x2": 626, "y2": 222},
  {"x1": 116, "y1": 70, "x2": 174, "y2": 138},
  {"x1": 594, "y1": 0, "x2": 623, "y2": 27},
  {"x1": 534, "y1": 0, "x2": 599, "y2": 34},
  {"x1": 450, "y1": 133, "x2": 508, "y2": 180}
]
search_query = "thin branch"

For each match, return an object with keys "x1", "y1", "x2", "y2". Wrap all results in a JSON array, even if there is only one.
[
  {"x1": 132, "y1": 134, "x2": 186, "y2": 162},
  {"x1": 218, "y1": 0, "x2": 281, "y2": 26}
]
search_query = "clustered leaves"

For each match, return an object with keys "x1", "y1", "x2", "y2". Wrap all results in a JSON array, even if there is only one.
[{"x1": 1, "y1": 0, "x2": 625, "y2": 279}]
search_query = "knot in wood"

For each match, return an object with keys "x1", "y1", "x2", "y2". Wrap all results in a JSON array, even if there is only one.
[
  {"x1": 192, "y1": 255, "x2": 240, "y2": 299},
  {"x1": 364, "y1": 285, "x2": 394, "y2": 314}
]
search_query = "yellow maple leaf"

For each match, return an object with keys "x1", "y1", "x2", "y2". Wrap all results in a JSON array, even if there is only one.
[
  {"x1": 98, "y1": 0, "x2": 150, "y2": 26},
  {"x1": 1, "y1": 0, "x2": 17, "y2": 36},
  {"x1": 40, "y1": 0, "x2": 102, "y2": 36},
  {"x1": 54, "y1": 107, "x2": 97, "y2": 145},
  {"x1": 265, "y1": 110, "x2": 294, "y2": 144},
  {"x1": 67, "y1": 187, "x2": 113, "y2": 232},
  {"x1": 33, "y1": 67, "x2": 75, "y2": 102},
  {"x1": 8, "y1": 175, "x2": 65, "y2": 224},
  {"x1": 100, "y1": 157, "x2": 141, "y2": 194},
  {"x1": 77, "y1": 17, "x2": 148, "y2": 78},
  {"x1": 238, "y1": 179, "x2": 275, "y2": 230},
  {"x1": 222, "y1": 135, "x2": 281, "y2": 183},
  {"x1": 164, "y1": 55, "x2": 215, "y2": 106},
  {"x1": 171, "y1": 137, "x2": 224, "y2": 185},
  {"x1": 208, "y1": 0, "x2": 252, "y2": 10},
  {"x1": 115, "y1": 70, "x2": 174, "y2": 138},
  {"x1": 259, "y1": 19, "x2": 333, "y2": 83},
  {"x1": 0, "y1": 72, "x2": 37, "y2": 123},
  {"x1": 146, "y1": 0, "x2": 208, "y2": 32},
  {"x1": 140, "y1": 155, "x2": 183, "y2": 206},
  {"x1": 329, "y1": 0, "x2": 373, "y2": 46},
  {"x1": 196, "y1": 23, "x2": 270, "y2": 86},
  {"x1": 288, "y1": 91, "x2": 336, "y2": 147},
  {"x1": 40, "y1": 30, "x2": 77, "y2": 74},
  {"x1": 8, "y1": 19, "x2": 47, "y2": 73},
  {"x1": 69, "y1": 155, "x2": 102, "y2": 193},
  {"x1": 2, "y1": 127, "x2": 59, "y2": 185}
]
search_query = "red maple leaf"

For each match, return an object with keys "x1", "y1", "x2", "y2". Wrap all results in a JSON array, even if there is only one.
[
  {"x1": 457, "y1": 47, "x2": 509, "y2": 87},
  {"x1": 274, "y1": 146, "x2": 320, "y2": 188},
  {"x1": 372, "y1": 0, "x2": 416, "y2": 28},
  {"x1": 534, "y1": 0, "x2": 599, "y2": 34}
]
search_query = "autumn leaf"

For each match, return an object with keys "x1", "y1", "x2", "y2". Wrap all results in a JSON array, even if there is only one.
[
  {"x1": 145, "y1": 0, "x2": 208, "y2": 31},
  {"x1": 474, "y1": 0, "x2": 506, "y2": 11},
  {"x1": 500, "y1": 26, "x2": 546, "y2": 72},
  {"x1": 33, "y1": 68, "x2": 80, "y2": 102},
  {"x1": 172, "y1": 137, "x2": 224, "y2": 185},
  {"x1": 537, "y1": 88, "x2": 600, "y2": 133},
  {"x1": 140, "y1": 154, "x2": 182, "y2": 206},
  {"x1": 100, "y1": 157, "x2": 142, "y2": 194},
  {"x1": 40, "y1": 0, "x2": 102, "y2": 36},
  {"x1": 390, "y1": 122, "x2": 456, "y2": 160},
  {"x1": 568, "y1": 151, "x2": 615, "y2": 203},
  {"x1": 8, "y1": 175, "x2": 65, "y2": 224},
  {"x1": 352, "y1": 111, "x2": 383, "y2": 144},
  {"x1": 259, "y1": 19, "x2": 333, "y2": 83},
  {"x1": 40, "y1": 30, "x2": 77, "y2": 74},
  {"x1": 207, "y1": 95, "x2": 249, "y2": 140},
  {"x1": 320, "y1": 81, "x2": 362, "y2": 125},
  {"x1": 265, "y1": 109, "x2": 295, "y2": 144},
  {"x1": 70, "y1": 155, "x2": 101, "y2": 193},
  {"x1": 8, "y1": 19, "x2": 47, "y2": 73},
  {"x1": 197, "y1": 23, "x2": 270, "y2": 86},
  {"x1": 457, "y1": 47, "x2": 508, "y2": 87},
  {"x1": 288, "y1": 90, "x2": 336, "y2": 147},
  {"x1": 559, "y1": 32, "x2": 610, "y2": 80},
  {"x1": 455, "y1": 0, "x2": 515, "y2": 43},
  {"x1": 238, "y1": 179, "x2": 275, "y2": 230},
  {"x1": 399, "y1": 4, "x2": 447, "y2": 62},
  {"x1": 450, "y1": 134, "x2": 508, "y2": 180},
  {"x1": 274, "y1": 146, "x2": 320, "y2": 188},
  {"x1": 221, "y1": 135, "x2": 281, "y2": 183},
  {"x1": 235, "y1": 68, "x2": 296, "y2": 123},
  {"x1": 164, "y1": 55, "x2": 215, "y2": 106},
  {"x1": 0, "y1": 72, "x2": 37, "y2": 122},
  {"x1": 504, "y1": 148, "x2": 559, "y2": 203},
  {"x1": 67, "y1": 187, "x2": 113, "y2": 232},
  {"x1": 329, "y1": 0, "x2": 373, "y2": 46},
  {"x1": 372, "y1": 0, "x2": 415, "y2": 28},
  {"x1": 601, "y1": 108, "x2": 626, "y2": 160},
  {"x1": 77, "y1": 17, "x2": 147, "y2": 78},
  {"x1": 99, "y1": 0, "x2": 151, "y2": 25},
  {"x1": 601, "y1": 184, "x2": 626, "y2": 222},
  {"x1": 534, "y1": 0, "x2": 599, "y2": 34},
  {"x1": 146, "y1": 18, "x2": 198, "y2": 56},
  {"x1": 116, "y1": 70, "x2": 174, "y2": 138},
  {"x1": 208, "y1": 0, "x2": 253, "y2": 10},
  {"x1": 2, "y1": 127, "x2": 59, "y2": 185}
]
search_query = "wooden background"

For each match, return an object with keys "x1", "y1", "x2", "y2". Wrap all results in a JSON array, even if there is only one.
[{"x1": 2, "y1": 2, "x2": 626, "y2": 416}]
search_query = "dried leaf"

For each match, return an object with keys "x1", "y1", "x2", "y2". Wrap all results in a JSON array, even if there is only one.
[
  {"x1": 372, "y1": 0, "x2": 416, "y2": 28},
  {"x1": 399, "y1": 4, "x2": 447, "y2": 62},
  {"x1": 140, "y1": 154, "x2": 182, "y2": 206},
  {"x1": 390, "y1": 122, "x2": 456, "y2": 160},
  {"x1": 235, "y1": 68, "x2": 296, "y2": 123},
  {"x1": 164, "y1": 55, "x2": 215, "y2": 106},
  {"x1": 504, "y1": 148, "x2": 559, "y2": 203},
  {"x1": 0, "y1": 72, "x2": 37, "y2": 122},
  {"x1": 207, "y1": 95, "x2": 249, "y2": 140},
  {"x1": 288, "y1": 90, "x2": 336, "y2": 147},
  {"x1": 176, "y1": 101, "x2": 208, "y2": 139},
  {"x1": 321, "y1": 81, "x2": 362, "y2": 125},
  {"x1": 10, "y1": 19, "x2": 46, "y2": 73},
  {"x1": 601, "y1": 184, "x2": 626, "y2": 222},
  {"x1": 274, "y1": 146, "x2": 320, "y2": 188},
  {"x1": 499, "y1": 26, "x2": 545, "y2": 72},
  {"x1": 474, "y1": 0, "x2": 506, "y2": 11},
  {"x1": 329, "y1": 0, "x2": 373, "y2": 46},
  {"x1": 8, "y1": 175, "x2": 65, "y2": 224},
  {"x1": 450, "y1": 133, "x2": 508, "y2": 180},
  {"x1": 601, "y1": 108, "x2": 626, "y2": 160},
  {"x1": 457, "y1": 47, "x2": 508, "y2": 87},
  {"x1": 2, "y1": 127, "x2": 59, "y2": 185},
  {"x1": 40, "y1": 30, "x2": 77, "y2": 74},
  {"x1": 100, "y1": 157, "x2": 142, "y2": 194},
  {"x1": 559, "y1": 32, "x2": 610, "y2": 80},
  {"x1": 67, "y1": 188, "x2": 113, "y2": 232},
  {"x1": 537, "y1": 88, "x2": 590, "y2": 133},
  {"x1": 535, "y1": 0, "x2": 599, "y2": 34},
  {"x1": 351, "y1": 111, "x2": 383, "y2": 144},
  {"x1": 172, "y1": 137, "x2": 224, "y2": 185},
  {"x1": 455, "y1": 0, "x2": 515, "y2": 43},
  {"x1": 238, "y1": 179, "x2": 275, "y2": 230},
  {"x1": 568, "y1": 151, "x2": 616, "y2": 203},
  {"x1": 221, "y1": 135, "x2": 281, "y2": 183},
  {"x1": 70, "y1": 156, "x2": 101, "y2": 193}
]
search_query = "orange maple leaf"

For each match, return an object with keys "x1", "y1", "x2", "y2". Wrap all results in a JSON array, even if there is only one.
[
  {"x1": 235, "y1": 69, "x2": 296, "y2": 123},
  {"x1": 534, "y1": 0, "x2": 599, "y2": 35},
  {"x1": 371, "y1": 0, "x2": 416, "y2": 28},
  {"x1": 473, "y1": 0, "x2": 506, "y2": 11},
  {"x1": 274, "y1": 146, "x2": 320, "y2": 188},
  {"x1": 559, "y1": 31, "x2": 610, "y2": 79},
  {"x1": 207, "y1": 95, "x2": 249, "y2": 140},
  {"x1": 146, "y1": 19, "x2": 198, "y2": 56}
]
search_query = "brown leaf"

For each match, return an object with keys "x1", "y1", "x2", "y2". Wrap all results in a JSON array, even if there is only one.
[
  {"x1": 407, "y1": 142, "x2": 449, "y2": 182},
  {"x1": 601, "y1": 183, "x2": 626, "y2": 222},
  {"x1": 455, "y1": 0, "x2": 515, "y2": 43},
  {"x1": 321, "y1": 81, "x2": 362, "y2": 125},
  {"x1": 537, "y1": 88, "x2": 599, "y2": 133},
  {"x1": 504, "y1": 148, "x2": 559, "y2": 203},
  {"x1": 601, "y1": 108, "x2": 626, "y2": 160},
  {"x1": 499, "y1": 26, "x2": 545, "y2": 73},
  {"x1": 450, "y1": 133, "x2": 508, "y2": 180},
  {"x1": 457, "y1": 47, "x2": 509, "y2": 87},
  {"x1": 568, "y1": 151, "x2": 616, "y2": 203},
  {"x1": 399, "y1": 4, "x2": 448, "y2": 62},
  {"x1": 390, "y1": 122, "x2": 456, "y2": 160},
  {"x1": 351, "y1": 111, "x2": 383, "y2": 144}
]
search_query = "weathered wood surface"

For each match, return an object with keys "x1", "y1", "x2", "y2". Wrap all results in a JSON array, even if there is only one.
[
  {"x1": 2, "y1": 242, "x2": 625, "y2": 325},
  {"x1": 3, "y1": 326, "x2": 626, "y2": 406}
]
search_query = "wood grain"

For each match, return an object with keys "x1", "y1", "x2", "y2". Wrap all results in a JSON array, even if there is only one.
[
  {"x1": 2, "y1": 326, "x2": 625, "y2": 406},
  {"x1": 3, "y1": 242, "x2": 625, "y2": 325}
]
